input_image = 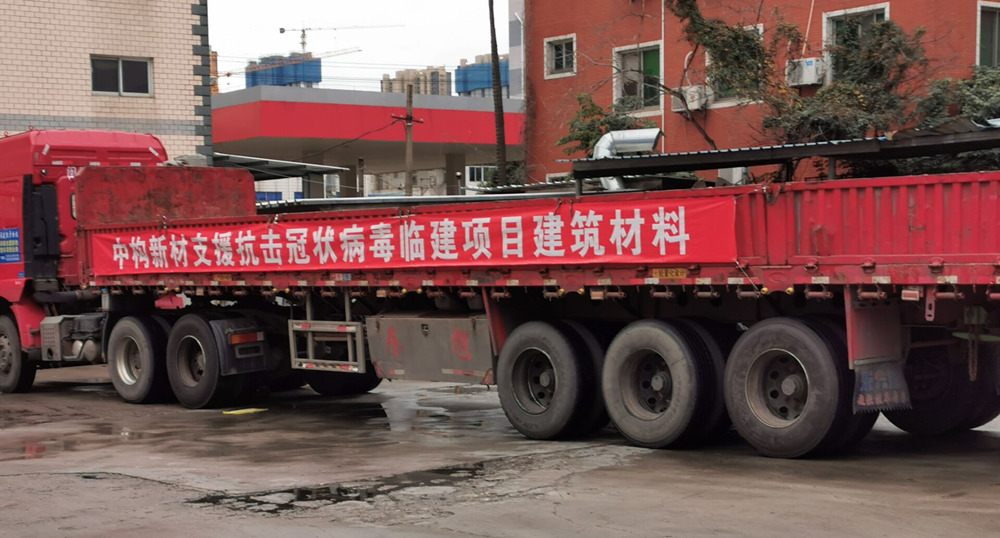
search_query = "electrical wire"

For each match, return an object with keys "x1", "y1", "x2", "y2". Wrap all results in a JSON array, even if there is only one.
[{"x1": 300, "y1": 118, "x2": 404, "y2": 160}]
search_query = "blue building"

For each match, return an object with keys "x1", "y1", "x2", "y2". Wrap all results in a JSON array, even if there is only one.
[
  {"x1": 246, "y1": 53, "x2": 322, "y2": 88},
  {"x1": 455, "y1": 54, "x2": 509, "y2": 98}
]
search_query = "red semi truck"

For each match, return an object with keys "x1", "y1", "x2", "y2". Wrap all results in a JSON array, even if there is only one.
[{"x1": 2, "y1": 128, "x2": 999, "y2": 458}]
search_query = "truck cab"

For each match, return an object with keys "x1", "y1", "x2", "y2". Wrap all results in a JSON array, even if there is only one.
[{"x1": 0, "y1": 130, "x2": 167, "y2": 390}]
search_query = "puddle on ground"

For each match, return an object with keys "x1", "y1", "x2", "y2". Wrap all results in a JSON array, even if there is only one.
[{"x1": 189, "y1": 461, "x2": 486, "y2": 514}]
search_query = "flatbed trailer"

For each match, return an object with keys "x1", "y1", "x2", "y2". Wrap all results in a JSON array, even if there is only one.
[{"x1": 2, "y1": 129, "x2": 1000, "y2": 458}]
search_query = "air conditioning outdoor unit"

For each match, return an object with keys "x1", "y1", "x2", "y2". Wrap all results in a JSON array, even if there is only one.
[
  {"x1": 785, "y1": 57, "x2": 827, "y2": 87},
  {"x1": 670, "y1": 85, "x2": 710, "y2": 113}
]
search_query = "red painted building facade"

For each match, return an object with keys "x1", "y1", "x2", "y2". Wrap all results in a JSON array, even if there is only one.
[{"x1": 522, "y1": 0, "x2": 1000, "y2": 182}]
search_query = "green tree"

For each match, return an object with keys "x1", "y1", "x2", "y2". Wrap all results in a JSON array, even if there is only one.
[{"x1": 556, "y1": 94, "x2": 655, "y2": 157}]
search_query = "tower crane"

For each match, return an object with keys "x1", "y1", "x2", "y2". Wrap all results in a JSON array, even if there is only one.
[{"x1": 279, "y1": 25, "x2": 403, "y2": 54}]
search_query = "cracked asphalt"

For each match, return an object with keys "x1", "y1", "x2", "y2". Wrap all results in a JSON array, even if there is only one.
[{"x1": 2, "y1": 365, "x2": 999, "y2": 537}]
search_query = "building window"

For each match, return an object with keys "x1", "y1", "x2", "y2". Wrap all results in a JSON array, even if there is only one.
[
  {"x1": 544, "y1": 34, "x2": 576, "y2": 79},
  {"x1": 709, "y1": 25, "x2": 763, "y2": 101},
  {"x1": 823, "y1": 4, "x2": 889, "y2": 79},
  {"x1": 617, "y1": 45, "x2": 661, "y2": 109},
  {"x1": 982, "y1": 4, "x2": 1000, "y2": 66},
  {"x1": 825, "y1": 4, "x2": 888, "y2": 47},
  {"x1": 91, "y1": 56, "x2": 151, "y2": 95},
  {"x1": 466, "y1": 165, "x2": 497, "y2": 184}
]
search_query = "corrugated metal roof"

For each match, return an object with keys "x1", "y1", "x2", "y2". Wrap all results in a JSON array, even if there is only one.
[{"x1": 571, "y1": 119, "x2": 1000, "y2": 179}]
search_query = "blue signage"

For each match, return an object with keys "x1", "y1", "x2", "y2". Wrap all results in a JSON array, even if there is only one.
[{"x1": 0, "y1": 228, "x2": 22, "y2": 263}]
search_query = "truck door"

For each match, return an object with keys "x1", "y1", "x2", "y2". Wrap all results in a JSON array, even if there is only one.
[{"x1": 23, "y1": 175, "x2": 60, "y2": 281}]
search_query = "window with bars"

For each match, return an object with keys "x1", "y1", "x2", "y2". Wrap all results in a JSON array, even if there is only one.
[
  {"x1": 983, "y1": 7, "x2": 1000, "y2": 66},
  {"x1": 545, "y1": 36, "x2": 576, "y2": 77},
  {"x1": 91, "y1": 56, "x2": 151, "y2": 96},
  {"x1": 618, "y1": 47, "x2": 661, "y2": 108}
]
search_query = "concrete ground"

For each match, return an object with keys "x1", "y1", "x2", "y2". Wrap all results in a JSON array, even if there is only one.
[{"x1": 1, "y1": 365, "x2": 999, "y2": 537}]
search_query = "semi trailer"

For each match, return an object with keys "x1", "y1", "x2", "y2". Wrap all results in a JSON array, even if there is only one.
[{"x1": 2, "y1": 128, "x2": 999, "y2": 458}]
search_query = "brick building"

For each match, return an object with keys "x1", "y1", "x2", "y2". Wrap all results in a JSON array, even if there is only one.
[
  {"x1": 522, "y1": 0, "x2": 1000, "y2": 182},
  {"x1": 0, "y1": 0, "x2": 211, "y2": 160}
]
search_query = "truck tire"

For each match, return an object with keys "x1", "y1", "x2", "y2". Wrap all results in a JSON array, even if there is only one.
[
  {"x1": 166, "y1": 314, "x2": 241, "y2": 408},
  {"x1": 724, "y1": 317, "x2": 848, "y2": 458},
  {"x1": 0, "y1": 315, "x2": 36, "y2": 393},
  {"x1": 304, "y1": 342, "x2": 382, "y2": 396},
  {"x1": 308, "y1": 364, "x2": 382, "y2": 396},
  {"x1": 673, "y1": 319, "x2": 730, "y2": 445},
  {"x1": 800, "y1": 317, "x2": 875, "y2": 455},
  {"x1": 601, "y1": 320, "x2": 709, "y2": 448},
  {"x1": 953, "y1": 344, "x2": 1000, "y2": 431},
  {"x1": 557, "y1": 320, "x2": 610, "y2": 436},
  {"x1": 497, "y1": 321, "x2": 584, "y2": 440},
  {"x1": 883, "y1": 344, "x2": 977, "y2": 436},
  {"x1": 107, "y1": 316, "x2": 171, "y2": 404}
]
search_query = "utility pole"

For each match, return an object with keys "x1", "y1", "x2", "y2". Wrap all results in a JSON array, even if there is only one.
[
  {"x1": 392, "y1": 85, "x2": 423, "y2": 196},
  {"x1": 404, "y1": 85, "x2": 414, "y2": 196}
]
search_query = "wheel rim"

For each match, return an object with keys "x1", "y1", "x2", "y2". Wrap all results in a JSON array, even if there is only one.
[
  {"x1": 511, "y1": 347, "x2": 556, "y2": 414},
  {"x1": 620, "y1": 350, "x2": 673, "y2": 420},
  {"x1": 176, "y1": 335, "x2": 207, "y2": 388},
  {"x1": 746, "y1": 349, "x2": 809, "y2": 428},
  {"x1": 113, "y1": 336, "x2": 142, "y2": 386},
  {"x1": 0, "y1": 333, "x2": 12, "y2": 376}
]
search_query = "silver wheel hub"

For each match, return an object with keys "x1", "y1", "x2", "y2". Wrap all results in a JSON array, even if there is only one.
[
  {"x1": 538, "y1": 370, "x2": 553, "y2": 388},
  {"x1": 650, "y1": 373, "x2": 667, "y2": 392},
  {"x1": 781, "y1": 375, "x2": 805, "y2": 397}
]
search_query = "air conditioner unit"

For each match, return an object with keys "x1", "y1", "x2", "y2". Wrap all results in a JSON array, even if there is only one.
[
  {"x1": 670, "y1": 85, "x2": 711, "y2": 113},
  {"x1": 785, "y1": 57, "x2": 826, "y2": 87}
]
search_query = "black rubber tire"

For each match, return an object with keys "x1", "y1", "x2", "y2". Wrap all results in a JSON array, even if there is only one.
[
  {"x1": 884, "y1": 343, "x2": 978, "y2": 436},
  {"x1": 107, "y1": 316, "x2": 171, "y2": 404},
  {"x1": 807, "y1": 318, "x2": 878, "y2": 453},
  {"x1": 557, "y1": 320, "x2": 610, "y2": 436},
  {"x1": 724, "y1": 317, "x2": 847, "y2": 458},
  {"x1": 305, "y1": 342, "x2": 383, "y2": 396},
  {"x1": 497, "y1": 321, "x2": 584, "y2": 440},
  {"x1": 953, "y1": 343, "x2": 1000, "y2": 431},
  {"x1": 601, "y1": 320, "x2": 707, "y2": 448},
  {"x1": 0, "y1": 315, "x2": 35, "y2": 393},
  {"x1": 307, "y1": 364, "x2": 382, "y2": 396},
  {"x1": 166, "y1": 314, "x2": 241, "y2": 408},
  {"x1": 673, "y1": 318, "x2": 730, "y2": 445}
]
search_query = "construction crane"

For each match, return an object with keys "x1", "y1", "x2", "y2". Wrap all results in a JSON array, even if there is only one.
[{"x1": 279, "y1": 25, "x2": 403, "y2": 54}]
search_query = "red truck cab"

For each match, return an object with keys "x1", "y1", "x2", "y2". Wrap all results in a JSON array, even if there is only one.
[{"x1": 0, "y1": 130, "x2": 167, "y2": 378}]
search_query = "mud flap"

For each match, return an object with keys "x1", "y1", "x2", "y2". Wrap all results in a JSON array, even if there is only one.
[{"x1": 853, "y1": 358, "x2": 911, "y2": 412}]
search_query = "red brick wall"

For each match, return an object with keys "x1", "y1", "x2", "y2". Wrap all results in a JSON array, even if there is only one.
[{"x1": 525, "y1": 0, "x2": 985, "y2": 182}]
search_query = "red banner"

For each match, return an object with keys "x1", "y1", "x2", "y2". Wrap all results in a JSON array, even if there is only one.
[{"x1": 90, "y1": 197, "x2": 736, "y2": 276}]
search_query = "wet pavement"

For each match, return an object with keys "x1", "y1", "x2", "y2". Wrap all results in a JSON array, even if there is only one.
[{"x1": 1, "y1": 365, "x2": 999, "y2": 537}]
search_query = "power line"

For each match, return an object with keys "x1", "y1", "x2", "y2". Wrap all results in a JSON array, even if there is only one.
[{"x1": 300, "y1": 119, "x2": 404, "y2": 160}]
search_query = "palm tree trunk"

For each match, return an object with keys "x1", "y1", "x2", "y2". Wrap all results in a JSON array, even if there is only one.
[{"x1": 488, "y1": 0, "x2": 508, "y2": 185}]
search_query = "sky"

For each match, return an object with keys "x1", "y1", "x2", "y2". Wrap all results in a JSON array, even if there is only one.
[{"x1": 208, "y1": 0, "x2": 510, "y2": 93}]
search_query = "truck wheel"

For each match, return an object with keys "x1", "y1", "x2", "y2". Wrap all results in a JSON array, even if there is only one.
[
  {"x1": 673, "y1": 319, "x2": 730, "y2": 445},
  {"x1": 166, "y1": 314, "x2": 240, "y2": 408},
  {"x1": 601, "y1": 320, "x2": 709, "y2": 448},
  {"x1": 0, "y1": 315, "x2": 36, "y2": 393},
  {"x1": 883, "y1": 344, "x2": 976, "y2": 436},
  {"x1": 305, "y1": 342, "x2": 382, "y2": 396},
  {"x1": 107, "y1": 316, "x2": 170, "y2": 404},
  {"x1": 497, "y1": 321, "x2": 584, "y2": 440},
  {"x1": 724, "y1": 318, "x2": 848, "y2": 458},
  {"x1": 308, "y1": 364, "x2": 382, "y2": 396},
  {"x1": 953, "y1": 343, "x2": 1000, "y2": 431},
  {"x1": 805, "y1": 317, "x2": 878, "y2": 454},
  {"x1": 557, "y1": 320, "x2": 610, "y2": 436}
]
